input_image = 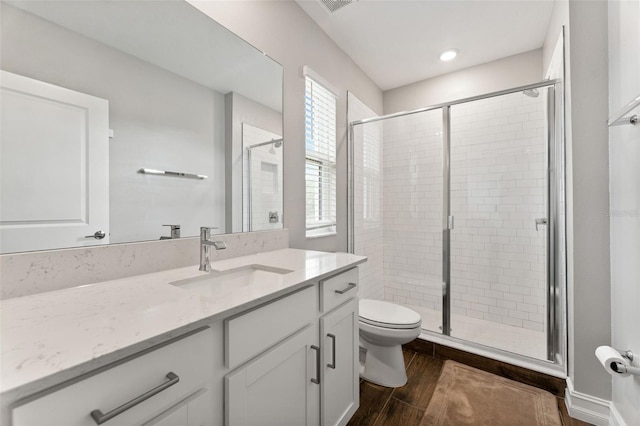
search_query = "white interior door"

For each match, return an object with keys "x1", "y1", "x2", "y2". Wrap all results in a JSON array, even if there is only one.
[{"x1": 0, "y1": 70, "x2": 109, "y2": 253}]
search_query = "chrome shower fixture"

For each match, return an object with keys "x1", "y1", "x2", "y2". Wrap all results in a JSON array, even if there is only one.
[{"x1": 523, "y1": 89, "x2": 540, "y2": 98}]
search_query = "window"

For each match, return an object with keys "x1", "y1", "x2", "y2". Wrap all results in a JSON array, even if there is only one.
[{"x1": 305, "y1": 75, "x2": 337, "y2": 237}]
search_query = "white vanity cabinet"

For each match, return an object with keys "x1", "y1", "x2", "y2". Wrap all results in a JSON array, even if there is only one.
[
  {"x1": 8, "y1": 265, "x2": 361, "y2": 426},
  {"x1": 320, "y1": 299, "x2": 359, "y2": 426},
  {"x1": 224, "y1": 285, "x2": 320, "y2": 426},
  {"x1": 11, "y1": 328, "x2": 217, "y2": 426},
  {"x1": 225, "y1": 325, "x2": 321, "y2": 426},
  {"x1": 319, "y1": 268, "x2": 359, "y2": 426},
  {"x1": 224, "y1": 267, "x2": 360, "y2": 426}
]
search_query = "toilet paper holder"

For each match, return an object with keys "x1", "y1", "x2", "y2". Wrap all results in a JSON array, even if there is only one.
[
  {"x1": 612, "y1": 349, "x2": 640, "y2": 377},
  {"x1": 616, "y1": 349, "x2": 634, "y2": 361}
]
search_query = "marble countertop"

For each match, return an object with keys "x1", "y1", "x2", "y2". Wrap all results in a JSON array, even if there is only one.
[{"x1": 0, "y1": 248, "x2": 366, "y2": 401}]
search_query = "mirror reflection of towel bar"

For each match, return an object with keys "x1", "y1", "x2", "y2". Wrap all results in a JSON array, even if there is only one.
[{"x1": 138, "y1": 168, "x2": 207, "y2": 180}]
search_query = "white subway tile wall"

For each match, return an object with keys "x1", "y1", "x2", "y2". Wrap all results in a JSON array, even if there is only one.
[
  {"x1": 382, "y1": 111, "x2": 444, "y2": 326},
  {"x1": 351, "y1": 97, "x2": 384, "y2": 301}
]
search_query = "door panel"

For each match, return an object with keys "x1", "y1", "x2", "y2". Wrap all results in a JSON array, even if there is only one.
[
  {"x1": 320, "y1": 299, "x2": 358, "y2": 426},
  {"x1": 225, "y1": 326, "x2": 319, "y2": 426},
  {"x1": 0, "y1": 70, "x2": 109, "y2": 253},
  {"x1": 448, "y1": 90, "x2": 549, "y2": 361}
]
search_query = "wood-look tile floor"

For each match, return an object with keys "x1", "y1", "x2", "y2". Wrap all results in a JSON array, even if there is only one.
[{"x1": 348, "y1": 349, "x2": 591, "y2": 426}]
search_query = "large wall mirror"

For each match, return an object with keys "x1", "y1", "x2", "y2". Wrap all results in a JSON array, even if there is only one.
[{"x1": 0, "y1": 0, "x2": 284, "y2": 254}]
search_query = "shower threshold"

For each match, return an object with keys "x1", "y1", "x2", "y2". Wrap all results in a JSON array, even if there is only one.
[{"x1": 404, "y1": 304, "x2": 552, "y2": 369}]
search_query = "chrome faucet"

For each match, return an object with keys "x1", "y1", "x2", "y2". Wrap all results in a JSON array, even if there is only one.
[{"x1": 199, "y1": 227, "x2": 225, "y2": 272}]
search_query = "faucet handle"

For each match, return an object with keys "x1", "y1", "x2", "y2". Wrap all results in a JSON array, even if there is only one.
[
  {"x1": 200, "y1": 226, "x2": 218, "y2": 239},
  {"x1": 163, "y1": 224, "x2": 181, "y2": 237}
]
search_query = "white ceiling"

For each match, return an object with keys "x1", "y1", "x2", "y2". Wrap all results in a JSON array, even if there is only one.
[{"x1": 295, "y1": 0, "x2": 555, "y2": 91}]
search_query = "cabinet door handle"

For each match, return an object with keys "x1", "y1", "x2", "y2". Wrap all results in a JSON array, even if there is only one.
[
  {"x1": 334, "y1": 283, "x2": 357, "y2": 294},
  {"x1": 90, "y1": 372, "x2": 179, "y2": 424},
  {"x1": 311, "y1": 345, "x2": 320, "y2": 384},
  {"x1": 327, "y1": 334, "x2": 336, "y2": 369}
]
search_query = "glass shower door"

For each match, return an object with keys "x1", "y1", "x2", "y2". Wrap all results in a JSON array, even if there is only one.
[
  {"x1": 351, "y1": 109, "x2": 444, "y2": 333},
  {"x1": 448, "y1": 90, "x2": 550, "y2": 360}
]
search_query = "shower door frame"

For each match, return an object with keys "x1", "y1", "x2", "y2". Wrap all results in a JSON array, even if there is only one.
[{"x1": 348, "y1": 79, "x2": 565, "y2": 365}]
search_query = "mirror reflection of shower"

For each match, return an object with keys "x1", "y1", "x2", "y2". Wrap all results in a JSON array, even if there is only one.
[
  {"x1": 247, "y1": 137, "x2": 283, "y2": 152},
  {"x1": 242, "y1": 124, "x2": 283, "y2": 232}
]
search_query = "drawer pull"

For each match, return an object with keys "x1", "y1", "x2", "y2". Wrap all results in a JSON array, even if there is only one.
[
  {"x1": 334, "y1": 283, "x2": 357, "y2": 294},
  {"x1": 327, "y1": 334, "x2": 336, "y2": 369},
  {"x1": 311, "y1": 345, "x2": 320, "y2": 385},
  {"x1": 90, "y1": 372, "x2": 180, "y2": 424}
]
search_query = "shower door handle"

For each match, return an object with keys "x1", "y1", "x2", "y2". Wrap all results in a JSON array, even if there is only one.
[{"x1": 535, "y1": 218, "x2": 548, "y2": 231}]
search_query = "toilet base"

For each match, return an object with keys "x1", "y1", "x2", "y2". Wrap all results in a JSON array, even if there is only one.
[{"x1": 359, "y1": 336, "x2": 408, "y2": 387}]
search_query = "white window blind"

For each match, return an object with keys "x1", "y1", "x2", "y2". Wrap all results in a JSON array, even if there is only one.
[{"x1": 305, "y1": 76, "x2": 337, "y2": 237}]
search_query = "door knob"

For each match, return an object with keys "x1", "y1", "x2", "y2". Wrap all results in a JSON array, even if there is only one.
[{"x1": 85, "y1": 231, "x2": 106, "y2": 239}]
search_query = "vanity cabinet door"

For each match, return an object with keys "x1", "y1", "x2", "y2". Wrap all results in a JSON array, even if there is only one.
[
  {"x1": 320, "y1": 299, "x2": 359, "y2": 426},
  {"x1": 225, "y1": 325, "x2": 320, "y2": 426}
]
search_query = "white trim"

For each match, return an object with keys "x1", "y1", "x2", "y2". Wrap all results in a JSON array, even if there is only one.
[
  {"x1": 565, "y1": 377, "x2": 611, "y2": 426},
  {"x1": 609, "y1": 403, "x2": 627, "y2": 426},
  {"x1": 302, "y1": 65, "x2": 339, "y2": 98}
]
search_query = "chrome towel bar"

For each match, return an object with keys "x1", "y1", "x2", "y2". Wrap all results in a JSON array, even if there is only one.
[
  {"x1": 138, "y1": 168, "x2": 207, "y2": 179},
  {"x1": 608, "y1": 94, "x2": 640, "y2": 127}
]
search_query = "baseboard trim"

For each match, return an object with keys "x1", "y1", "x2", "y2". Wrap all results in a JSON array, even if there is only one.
[
  {"x1": 609, "y1": 403, "x2": 627, "y2": 426},
  {"x1": 565, "y1": 378, "x2": 611, "y2": 426}
]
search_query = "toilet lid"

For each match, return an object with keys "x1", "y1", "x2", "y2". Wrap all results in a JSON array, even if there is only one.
[{"x1": 359, "y1": 299, "x2": 422, "y2": 330}]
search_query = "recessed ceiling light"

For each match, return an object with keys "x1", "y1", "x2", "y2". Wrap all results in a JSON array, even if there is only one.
[{"x1": 440, "y1": 49, "x2": 459, "y2": 62}]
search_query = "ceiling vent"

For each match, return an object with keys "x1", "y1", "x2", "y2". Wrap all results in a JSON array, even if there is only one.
[{"x1": 319, "y1": 0, "x2": 355, "y2": 13}]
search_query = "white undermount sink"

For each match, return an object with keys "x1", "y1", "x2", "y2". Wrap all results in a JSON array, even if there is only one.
[{"x1": 169, "y1": 265, "x2": 294, "y2": 297}]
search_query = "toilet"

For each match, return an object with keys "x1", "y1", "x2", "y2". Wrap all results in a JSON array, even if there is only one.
[{"x1": 358, "y1": 299, "x2": 422, "y2": 387}]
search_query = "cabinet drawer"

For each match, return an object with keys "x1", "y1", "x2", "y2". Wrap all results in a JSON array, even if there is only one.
[
  {"x1": 225, "y1": 285, "x2": 316, "y2": 369},
  {"x1": 13, "y1": 328, "x2": 213, "y2": 426},
  {"x1": 320, "y1": 268, "x2": 359, "y2": 314}
]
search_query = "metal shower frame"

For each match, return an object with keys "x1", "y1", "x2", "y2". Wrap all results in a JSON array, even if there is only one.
[{"x1": 348, "y1": 79, "x2": 566, "y2": 365}]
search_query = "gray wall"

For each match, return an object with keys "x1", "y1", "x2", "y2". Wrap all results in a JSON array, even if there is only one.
[
  {"x1": 190, "y1": 0, "x2": 384, "y2": 253},
  {"x1": 568, "y1": 0, "x2": 612, "y2": 405},
  {"x1": 542, "y1": 0, "x2": 612, "y2": 413},
  {"x1": 608, "y1": 0, "x2": 640, "y2": 424},
  {"x1": 383, "y1": 49, "x2": 543, "y2": 114}
]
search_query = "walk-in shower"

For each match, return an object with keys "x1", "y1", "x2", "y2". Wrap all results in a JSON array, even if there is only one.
[{"x1": 348, "y1": 81, "x2": 566, "y2": 374}]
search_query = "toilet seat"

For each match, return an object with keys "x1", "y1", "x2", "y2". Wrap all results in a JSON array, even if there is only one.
[{"x1": 359, "y1": 299, "x2": 421, "y2": 330}]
